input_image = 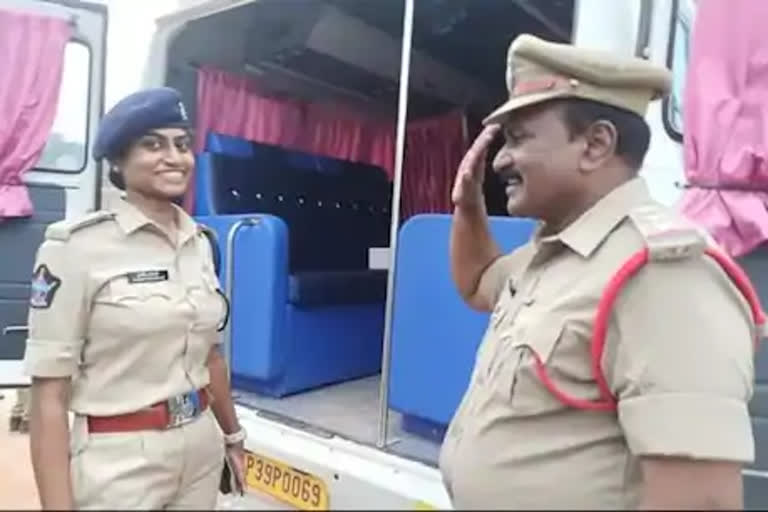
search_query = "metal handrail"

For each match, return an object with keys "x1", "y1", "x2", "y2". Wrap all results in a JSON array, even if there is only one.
[
  {"x1": 376, "y1": 0, "x2": 415, "y2": 449},
  {"x1": 2, "y1": 325, "x2": 28, "y2": 336},
  {"x1": 223, "y1": 217, "x2": 261, "y2": 377},
  {"x1": 635, "y1": 0, "x2": 654, "y2": 58}
]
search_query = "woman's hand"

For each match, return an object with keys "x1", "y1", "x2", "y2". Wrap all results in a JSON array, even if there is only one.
[
  {"x1": 225, "y1": 440, "x2": 246, "y2": 495},
  {"x1": 206, "y1": 347, "x2": 247, "y2": 494}
]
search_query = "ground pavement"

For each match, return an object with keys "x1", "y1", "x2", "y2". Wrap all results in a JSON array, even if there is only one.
[
  {"x1": 0, "y1": 390, "x2": 270, "y2": 510},
  {"x1": 0, "y1": 389, "x2": 39, "y2": 510}
]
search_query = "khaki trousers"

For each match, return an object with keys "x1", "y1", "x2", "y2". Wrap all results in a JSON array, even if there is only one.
[{"x1": 70, "y1": 408, "x2": 225, "y2": 509}]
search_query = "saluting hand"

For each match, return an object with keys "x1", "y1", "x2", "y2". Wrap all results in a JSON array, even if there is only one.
[{"x1": 451, "y1": 124, "x2": 501, "y2": 209}]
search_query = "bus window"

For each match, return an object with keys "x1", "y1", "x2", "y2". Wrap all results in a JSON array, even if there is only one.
[
  {"x1": 664, "y1": 0, "x2": 695, "y2": 141},
  {"x1": 36, "y1": 40, "x2": 91, "y2": 173}
]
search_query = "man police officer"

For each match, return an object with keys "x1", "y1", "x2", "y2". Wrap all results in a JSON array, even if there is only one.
[{"x1": 440, "y1": 34, "x2": 758, "y2": 509}]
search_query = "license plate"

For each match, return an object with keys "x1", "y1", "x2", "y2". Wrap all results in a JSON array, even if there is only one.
[{"x1": 244, "y1": 451, "x2": 329, "y2": 510}]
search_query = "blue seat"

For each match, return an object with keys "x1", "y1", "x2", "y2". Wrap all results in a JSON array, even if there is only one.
[
  {"x1": 388, "y1": 214, "x2": 537, "y2": 441},
  {"x1": 197, "y1": 214, "x2": 386, "y2": 397},
  {"x1": 195, "y1": 133, "x2": 254, "y2": 216},
  {"x1": 195, "y1": 133, "x2": 392, "y2": 397},
  {"x1": 205, "y1": 132, "x2": 254, "y2": 157}
]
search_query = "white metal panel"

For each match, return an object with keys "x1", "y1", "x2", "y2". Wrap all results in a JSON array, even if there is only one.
[
  {"x1": 0, "y1": 361, "x2": 29, "y2": 388},
  {"x1": 142, "y1": 0, "x2": 258, "y2": 88},
  {"x1": 572, "y1": 0, "x2": 642, "y2": 54},
  {"x1": 573, "y1": 0, "x2": 685, "y2": 207},
  {"x1": 0, "y1": 0, "x2": 107, "y2": 386},
  {"x1": 640, "y1": 0, "x2": 686, "y2": 207},
  {"x1": 3, "y1": 0, "x2": 107, "y2": 213},
  {"x1": 230, "y1": 404, "x2": 452, "y2": 510}
]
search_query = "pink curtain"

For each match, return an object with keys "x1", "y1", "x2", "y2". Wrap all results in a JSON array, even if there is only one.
[
  {"x1": 401, "y1": 111, "x2": 466, "y2": 219},
  {"x1": 188, "y1": 66, "x2": 396, "y2": 212},
  {"x1": 191, "y1": 66, "x2": 465, "y2": 220},
  {"x1": 194, "y1": 67, "x2": 305, "y2": 153},
  {"x1": 0, "y1": 9, "x2": 71, "y2": 219},
  {"x1": 303, "y1": 102, "x2": 395, "y2": 178},
  {"x1": 678, "y1": 0, "x2": 768, "y2": 257}
]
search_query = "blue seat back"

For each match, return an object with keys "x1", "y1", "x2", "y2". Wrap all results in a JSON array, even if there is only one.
[
  {"x1": 389, "y1": 214, "x2": 537, "y2": 426},
  {"x1": 194, "y1": 133, "x2": 255, "y2": 217},
  {"x1": 196, "y1": 214, "x2": 289, "y2": 380},
  {"x1": 195, "y1": 133, "x2": 392, "y2": 274},
  {"x1": 194, "y1": 153, "x2": 217, "y2": 217},
  {"x1": 206, "y1": 132, "x2": 254, "y2": 157},
  {"x1": 196, "y1": 213, "x2": 386, "y2": 396}
]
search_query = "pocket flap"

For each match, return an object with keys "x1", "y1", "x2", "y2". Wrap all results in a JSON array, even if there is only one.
[{"x1": 506, "y1": 317, "x2": 565, "y2": 364}]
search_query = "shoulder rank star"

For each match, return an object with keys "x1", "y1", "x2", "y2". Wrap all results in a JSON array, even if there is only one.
[{"x1": 29, "y1": 264, "x2": 62, "y2": 309}]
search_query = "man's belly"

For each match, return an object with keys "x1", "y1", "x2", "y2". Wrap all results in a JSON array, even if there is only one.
[{"x1": 440, "y1": 412, "x2": 638, "y2": 509}]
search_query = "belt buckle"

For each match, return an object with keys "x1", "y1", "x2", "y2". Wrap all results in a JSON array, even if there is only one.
[{"x1": 166, "y1": 391, "x2": 201, "y2": 428}]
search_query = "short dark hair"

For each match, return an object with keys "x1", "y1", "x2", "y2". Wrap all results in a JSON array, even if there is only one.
[
  {"x1": 108, "y1": 166, "x2": 126, "y2": 190},
  {"x1": 106, "y1": 145, "x2": 129, "y2": 190},
  {"x1": 556, "y1": 98, "x2": 651, "y2": 170}
]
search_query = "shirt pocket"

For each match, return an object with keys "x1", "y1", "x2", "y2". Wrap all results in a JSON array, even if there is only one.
[
  {"x1": 97, "y1": 269, "x2": 176, "y2": 305},
  {"x1": 494, "y1": 317, "x2": 568, "y2": 416},
  {"x1": 91, "y1": 269, "x2": 181, "y2": 335}
]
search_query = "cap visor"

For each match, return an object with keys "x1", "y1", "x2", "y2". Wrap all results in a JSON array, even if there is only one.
[{"x1": 482, "y1": 90, "x2": 571, "y2": 126}]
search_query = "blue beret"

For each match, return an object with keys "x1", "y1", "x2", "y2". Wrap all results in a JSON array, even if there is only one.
[{"x1": 93, "y1": 87, "x2": 191, "y2": 161}]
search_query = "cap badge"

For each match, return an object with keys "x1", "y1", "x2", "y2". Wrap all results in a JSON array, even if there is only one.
[
  {"x1": 512, "y1": 75, "x2": 574, "y2": 96},
  {"x1": 177, "y1": 101, "x2": 188, "y2": 121}
]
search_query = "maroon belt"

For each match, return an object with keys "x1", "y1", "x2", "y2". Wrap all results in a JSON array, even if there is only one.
[{"x1": 87, "y1": 388, "x2": 210, "y2": 433}]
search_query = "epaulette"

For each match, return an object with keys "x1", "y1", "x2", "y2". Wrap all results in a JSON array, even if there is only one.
[
  {"x1": 628, "y1": 202, "x2": 707, "y2": 261},
  {"x1": 45, "y1": 210, "x2": 116, "y2": 242}
]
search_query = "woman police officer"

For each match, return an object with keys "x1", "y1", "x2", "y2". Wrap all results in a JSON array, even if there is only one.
[{"x1": 24, "y1": 87, "x2": 246, "y2": 509}]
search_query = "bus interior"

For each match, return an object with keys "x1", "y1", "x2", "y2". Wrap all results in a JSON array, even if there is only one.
[{"x1": 159, "y1": 0, "x2": 575, "y2": 465}]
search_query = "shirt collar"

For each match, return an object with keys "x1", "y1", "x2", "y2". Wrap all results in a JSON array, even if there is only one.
[
  {"x1": 114, "y1": 196, "x2": 198, "y2": 244},
  {"x1": 535, "y1": 177, "x2": 653, "y2": 258}
]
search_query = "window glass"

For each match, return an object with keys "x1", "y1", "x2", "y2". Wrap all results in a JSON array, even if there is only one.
[
  {"x1": 664, "y1": 0, "x2": 695, "y2": 138},
  {"x1": 36, "y1": 41, "x2": 91, "y2": 172}
]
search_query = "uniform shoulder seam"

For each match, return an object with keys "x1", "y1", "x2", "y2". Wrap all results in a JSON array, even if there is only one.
[
  {"x1": 627, "y1": 202, "x2": 707, "y2": 261},
  {"x1": 45, "y1": 210, "x2": 116, "y2": 242}
]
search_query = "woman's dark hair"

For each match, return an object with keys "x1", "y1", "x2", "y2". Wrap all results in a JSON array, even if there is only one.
[
  {"x1": 107, "y1": 166, "x2": 126, "y2": 190},
  {"x1": 106, "y1": 144, "x2": 129, "y2": 190}
]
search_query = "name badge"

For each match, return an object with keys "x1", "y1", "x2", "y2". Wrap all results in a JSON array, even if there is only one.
[{"x1": 127, "y1": 270, "x2": 169, "y2": 284}]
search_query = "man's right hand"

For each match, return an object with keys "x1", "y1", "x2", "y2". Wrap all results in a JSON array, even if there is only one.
[{"x1": 451, "y1": 124, "x2": 501, "y2": 210}]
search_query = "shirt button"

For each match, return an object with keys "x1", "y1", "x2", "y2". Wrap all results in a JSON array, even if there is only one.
[{"x1": 523, "y1": 296, "x2": 535, "y2": 306}]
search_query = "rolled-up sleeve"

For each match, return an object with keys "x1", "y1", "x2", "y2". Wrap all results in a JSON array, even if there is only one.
[
  {"x1": 607, "y1": 255, "x2": 755, "y2": 463},
  {"x1": 24, "y1": 238, "x2": 87, "y2": 378}
]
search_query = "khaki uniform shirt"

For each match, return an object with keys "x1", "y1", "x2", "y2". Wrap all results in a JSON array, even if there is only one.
[
  {"x1": 439, "y1": 178, "x2": 756, "y2": 509},
  {"x1": 23, "y1": 198, "x2": 227, "y2": 416}
]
